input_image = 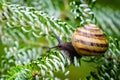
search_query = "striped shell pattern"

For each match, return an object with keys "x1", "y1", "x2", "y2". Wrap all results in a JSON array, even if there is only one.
[{"x1": 72, "y1": 24, "x2": 108, "y2": 56}]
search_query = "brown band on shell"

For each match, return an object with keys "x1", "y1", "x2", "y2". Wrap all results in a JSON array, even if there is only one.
[
  {"x1": 75, "y1": 32, "x2": 106, "y2": 40},
  {"x1": 75, "y1": 39, "x2": 108, "y2": 47},
  {"x1": 78, "y1": 48, "x2": 106, "y2": 53}
]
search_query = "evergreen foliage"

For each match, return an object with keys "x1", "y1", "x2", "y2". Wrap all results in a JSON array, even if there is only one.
[{"x1": 0, "y1": 0, "x2": 120, "y2": 79}]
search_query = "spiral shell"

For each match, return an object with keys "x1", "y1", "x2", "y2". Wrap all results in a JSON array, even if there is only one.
[{"x1": 72, "y1": 24, "x2": 108, "y2": 56}]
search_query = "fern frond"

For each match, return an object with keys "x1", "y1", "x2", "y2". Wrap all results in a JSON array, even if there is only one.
[
  {"x1": 0, "y1": 3, "x2": 74, "y2": 45},
  {"x1": 0, "y1": 3, "x2": 75, "y2": 79},
  {"x1": 70, "y1": 0, "x2": 96, "y2": 26},
  {"x1": 90, "y1": 37, "x2": 120, "y2": 79},
  {"x1": 6, "y1": 0, "x2": 60, "y2": 17},
  {"x1": 7, "y1": 50, "x2": 71, "y2": 79},
  {"x1": 0, "y1": 3, "x2": 75, "y2": 66},
  {"x1": 94, "y1": 6, "x2": 120, "y2": 38},
  {"x1": 7, "y1": 65, "x2": 33, "y2": 80},
  {"x1": 0, "y1": 0, "x2": 120, "y2": 79}
]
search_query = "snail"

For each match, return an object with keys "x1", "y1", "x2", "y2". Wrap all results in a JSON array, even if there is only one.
[
  {"x1": 51, "y1": 24, "x2": 108, "y2": 58},
  {"x1": 72, "y1": 24, "x2": 108, "y2": 56}
]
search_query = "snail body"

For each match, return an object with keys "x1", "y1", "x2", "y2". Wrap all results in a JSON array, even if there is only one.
[{"x1": 72, "y1": 24, "x2": 108, "y2": 56}]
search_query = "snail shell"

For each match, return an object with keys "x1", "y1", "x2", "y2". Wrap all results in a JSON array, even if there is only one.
[{"x1": 72, "y1": 24, "x2": 108, "y2": 56}]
